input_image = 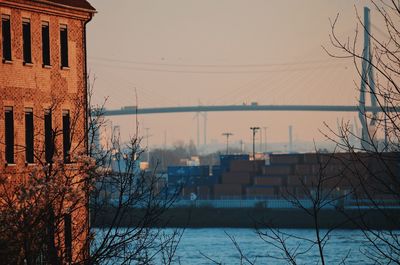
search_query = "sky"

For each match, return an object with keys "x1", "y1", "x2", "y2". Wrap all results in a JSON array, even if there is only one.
[{"x1": 86, "y1": 0, "x2": 382, "y2": 152}]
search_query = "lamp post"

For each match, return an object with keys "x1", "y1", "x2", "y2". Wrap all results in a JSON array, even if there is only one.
[
  {"x1": 250, "y1": 127, "x2": 260, "y2": 160},
  {"x1": 222, "y1": 132, "x2": 233, "y2": 154}
]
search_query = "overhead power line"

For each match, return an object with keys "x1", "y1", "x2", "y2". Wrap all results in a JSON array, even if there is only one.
[
  {"x1": 88, "y1": 56, "x2": 346, "y2": 68},
  {"x1": 89, "y1": 61, "x2": 348, "y2": 74}
]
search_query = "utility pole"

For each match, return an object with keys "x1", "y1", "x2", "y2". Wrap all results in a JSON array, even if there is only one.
[
  {"x1": 195, "y1": 112, "x2": 200, "y2": 148},
  {"x1": 263, "y1": 126, "x2": 268, "y2": 153},
  {"x1": 145, "y1": 127, "x2": 150, "y2": 163},
  {"x1": 203, "y1": 112, "x2": 207, "y2": 147},
  {"x1": 288, "y1": 125, "x2": 293, "y2": 153},
  {"x1": 222, "y1": 132, "x2": 233, "y2": 154},
  {"x1": 162, "y1": 130, "x2": 167, "y2": 171},
  {"x1": 250, "y1": 127, "x2": 260, "y2": 160},
  {"x1": 163, "y1": 130, "x2": 167, "y2": 149}
]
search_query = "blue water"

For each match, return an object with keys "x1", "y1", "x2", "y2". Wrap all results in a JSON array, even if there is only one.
[
  {"x1": 172, "y1": 228, "x2": 389, "y2": 264},
  {"x1": 95, "y1": 228, "x2": 398, "y2": 264}
]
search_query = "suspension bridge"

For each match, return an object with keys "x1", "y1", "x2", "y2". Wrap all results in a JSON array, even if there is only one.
[
  {"x1": 94, "y1": 7, "x2": 390, "y2": 151},
  {"x1": 103, "y1": 104, "x2": 388, "y2": 116}
]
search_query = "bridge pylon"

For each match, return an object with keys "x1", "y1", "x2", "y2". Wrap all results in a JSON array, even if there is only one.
[{"x1": 359, "y1": 6, "x2": 378, "y2": 151}]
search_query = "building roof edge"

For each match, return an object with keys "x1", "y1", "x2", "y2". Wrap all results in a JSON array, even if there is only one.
[{"x1": 33, "y1": 0, "x2": 96, "y2": 13}]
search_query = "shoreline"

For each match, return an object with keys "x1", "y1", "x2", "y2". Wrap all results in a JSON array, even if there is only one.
[{"x1": 92, "y1": 207, "x2": 400, "y2": 230}]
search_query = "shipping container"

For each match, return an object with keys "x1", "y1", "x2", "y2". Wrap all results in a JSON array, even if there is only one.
[
  {"x1": 220, "y1": 154, "x2": 249, "y2": 172},
  {"x1": 287, "y1": 175, "x2": 305, "y2": 186},
  {"x1": 221, "y1": 172, "x2": 251, "y2": 185},
  {"x1": 197, "y1": 185, "x2": 210, "y2": 199},
  {"x1": 212, "y1": 165, "x2": 222, "y2": 177},
  {"x1": 280, "y1": 185, "x2": 308, "y2": 199},
  {"x1": 167, "y1": 166, "x2": 190, "y2": 177},
  {"x1": 168, "y1": 174, "x2": 205, "y2": 187},
  {"x1": 333, "y1": 152, "x2": 353, "y2": 162},
  {"x1": 294, "y1": 164, "x2": 312, "y2": 175},
  {"x1": 153, "y1": 179, "x2": 167, "y2": 195},
  {"x1": 246, "y1": 186, "x2": 276, "y2": 197},
  {"x1": 167, "y1": 175, "x2": 185, "y2": 185},
  {"x1": 229, "y1": 160, "x2": 264, "y2": 174},
  {"x1": 185, "y1": 176, "x2": 199, "y2": 187},
  {"x1": 188, "y1": 165, "x2": 210, "y2": 176},
  {"x1": 263, "y1": 165, "x2": 292, "y2": 176},
  {"x1": 191, "y1": 176, "x2": 211, "y2": 186},
  {"x1": 167, "y1": 165, "x2": 209, "y2": 178},
  {"x1": 220, "y1": 154, "x2": 249, "y2": 162},
  {"x1": 270, "y1": 154, "x2": 303, "y2": 165},
  {"x1": 165, "y1": 184, "x2": 181, "y2": 196},
  {"x1": 254, "y1": 176, "x2": 282, "y2": 186},
  {"x1": 207, "y1": 175, "x2": 220, "y2": 185},
  {"x1": 303, "y1": 153, "x2": 334, "y2": 164},
  {"x1": 315, "y1": 164, "x2": 343, "y2": 177},
  {"x1": 213, "y1": 184, "x2": 243, "y2": 198},
  {"x1": 287, "y1": 174, "x2": 339, "y2": 188},
  {"x1": 182, "y1": 187, "x2": 197, "y2": 197}
]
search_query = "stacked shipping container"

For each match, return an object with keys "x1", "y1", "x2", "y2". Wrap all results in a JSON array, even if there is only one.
[{"x1": 167, "y1": 152, "x2": 400, "y2": 200}]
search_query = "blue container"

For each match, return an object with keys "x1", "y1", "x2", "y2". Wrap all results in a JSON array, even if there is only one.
[
  {"x1": 167, "y1": 166, "x2": 190, "y2": 177},
  {"x1": 212, "y1": 165, "x2": 220, "y2": 170},
  {"x1": 192, "y1": 176, "x2": 210, "y2": 186},
  {"x1": 187, "y1": 165, "x2": 209, "y2": 176},
  {"x1": 165, "y1": 184, "x2": 181, "y2": 196},
  {"x1": 212, "y1": 165, "x2": 222, "y2": 178},
  {"x1": 207, "y1": 175, "x2": 220, "y2": 185},
  {"x1": 186, "y1": 176, "x2": 199, "y2": 187},
  {"x1": 220, "y1": 154, "x2": 249, "y2": 162},
  {"x1": 168, "y1": 165, "x2": 210, "y2": 178},
  {"x1": 188, "y1": 166, "x2": 201, "y2": 176},
  {"x1": 199, "y1": 165, "x2": 210, "y2": 176},
  {"x1": 168, "y1": 175, "x2": 185, "y2": 185}
]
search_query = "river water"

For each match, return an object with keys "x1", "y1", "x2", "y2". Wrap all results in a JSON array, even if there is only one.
[{"x1": 172, "y1": 228, "x2": 390, "y2": 264}]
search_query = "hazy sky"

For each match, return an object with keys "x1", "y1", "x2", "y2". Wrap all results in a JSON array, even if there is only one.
[{"x1": 87, "y1": 0, "x2": 382, "y2": 152}]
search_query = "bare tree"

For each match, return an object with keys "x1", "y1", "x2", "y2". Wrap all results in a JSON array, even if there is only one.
[
  {"x1": 322, "y1": 1, "x2": 400, "y2": 263},
  {"x1": 251, "y1": 150, "x2": 351, "y2": 265},
  {"x1": 253, "y1": 2, "x2": 400, "y2": 263}
]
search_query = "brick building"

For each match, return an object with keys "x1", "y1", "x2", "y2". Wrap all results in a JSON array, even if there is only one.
[{"x1": 0, "y1": 0, "x2": 95, "y2": 263}]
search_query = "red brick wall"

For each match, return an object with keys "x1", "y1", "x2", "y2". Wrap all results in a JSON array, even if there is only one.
[
  {"x1": 0, "y1": 2, "x2": 89, "y2": 169},
  {"x1": 0, "y1": 1, "x2": 93, "y2": 262}
]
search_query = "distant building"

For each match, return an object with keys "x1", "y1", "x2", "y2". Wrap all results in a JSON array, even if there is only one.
[{"x1": 0, "y1": 0, "x2": 95, "y2": 263}]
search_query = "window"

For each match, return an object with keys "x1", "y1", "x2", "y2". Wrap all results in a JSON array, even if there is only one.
[
  {"x1": 22, "y1": 18, "x2": 31, "y2": 64},
  {"x1": 42, "y1": 21, "x2": 50, "y2": 66},
  {"x1": 64, "y1": 214, "x2": 72, "y2": 262},
  {"x1": 2, "y1": 14, "x2": 11, "y2": 61},
  {"x1": 62, "y1": 110, "x2": 70, "y2": 163},
  {"x1": 25, "y1": 108, "x2": 34, "y2": 164},
  {"x1": 5, "y1": 107, "x2": 14, "y2": 164},
  {"x1": 60, "y1": 24, "x2": 68, "y2": 67},
  {"x1": 44, "y1": 109, "x2": 53, "y2": 163}
]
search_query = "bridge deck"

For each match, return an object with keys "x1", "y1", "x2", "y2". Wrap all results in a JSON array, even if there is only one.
[{"x1": 102, "y1": 105, "x2": 392, "y2": 116}]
